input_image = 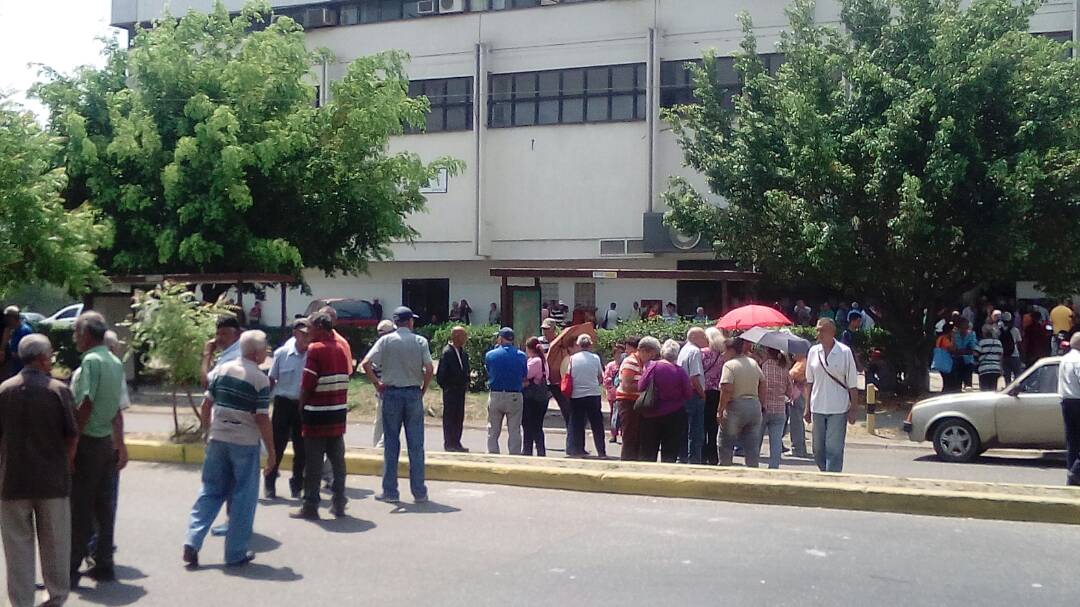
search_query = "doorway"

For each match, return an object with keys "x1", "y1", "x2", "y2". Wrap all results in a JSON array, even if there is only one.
[{"x1": 401, "y1": 279, "x2": 450, "y2": 326}]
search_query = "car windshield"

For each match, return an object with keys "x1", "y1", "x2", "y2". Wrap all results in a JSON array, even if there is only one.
[
  {"x1": 333, "y1": 300, "x2": 374, "y2": 320},
  {"x1": 1017, "y1": 364, "x2": 1059, "y2": 394}
]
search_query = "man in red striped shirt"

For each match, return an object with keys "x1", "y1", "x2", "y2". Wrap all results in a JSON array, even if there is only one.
[{"x1": 293, "y1": 313, "x2": 351, "y2": 520}]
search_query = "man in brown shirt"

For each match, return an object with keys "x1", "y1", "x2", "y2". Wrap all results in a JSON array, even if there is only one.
[{"x1": 0, "y1": 334, "x2": 77, "y2": 607}]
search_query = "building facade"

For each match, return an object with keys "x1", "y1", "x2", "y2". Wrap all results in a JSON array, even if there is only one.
[{"x1": 110, "y1": 0, "x2": 1077, "y2": 325}]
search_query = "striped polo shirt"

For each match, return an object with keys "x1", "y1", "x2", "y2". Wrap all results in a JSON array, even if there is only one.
[
  {"x1": 207, "y1": 359, "x2": 271, "y2": 446},
  {"x1": 301, "y1": 337, "x2": 351, "y2": 437}
]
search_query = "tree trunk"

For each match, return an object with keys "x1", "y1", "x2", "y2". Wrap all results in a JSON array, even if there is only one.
[
  {"x1": 878, "y1": 314, "x2": 935, "y2": 397},
  {"x1": 185, "y1": 389, "x2": 204, "y2": 438},
  {"x1": 171, "y1": 385, "x2": 180, "y2": 439}
]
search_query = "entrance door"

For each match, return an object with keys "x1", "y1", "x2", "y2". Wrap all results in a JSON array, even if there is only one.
[
  {"x1": 573, "y1": 282, "x2": 596, "y2": 325},
  {"x1": 401, "y1": 279, "x2": 450, "y2": 326}
]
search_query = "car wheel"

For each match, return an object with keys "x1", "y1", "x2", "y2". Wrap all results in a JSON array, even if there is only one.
[{"x1": 931, "y1": 418, "x2": 981, "y2": 463}]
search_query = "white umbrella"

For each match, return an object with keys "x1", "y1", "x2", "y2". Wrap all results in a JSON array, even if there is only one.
[{"x1": 739, "y1": 326, "x2": 811, "y2": 355}]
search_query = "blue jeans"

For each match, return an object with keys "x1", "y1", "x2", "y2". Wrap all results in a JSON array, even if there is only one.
[
  {"x1": 381, "y1": 387, "x2": 428, "y2": 500},
  {"x1": 185, "y1": 440, "x2": 260, "y2": 564},
  {"x1": 682, "y1": 395, "x2": 706, "y2": 464},
  {"x1": 758, "y1": 412, "x2": 787, "y2": 469},
  {"x1": 812, "y1": 413, "x2": 848, "y2": 472}
]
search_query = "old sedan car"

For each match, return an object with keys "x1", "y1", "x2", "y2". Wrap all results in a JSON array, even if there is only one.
[{"x1": 905, "y1": 357, "x2": 1066, "y2": 462}]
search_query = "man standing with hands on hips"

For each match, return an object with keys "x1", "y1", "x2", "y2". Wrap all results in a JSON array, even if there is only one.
[
  {"x1": 804, "y1": 318, "x2": 860, "y2": 473},
  {"x1": 362, "y1": 307, "x2": 433, "y2": 504}
]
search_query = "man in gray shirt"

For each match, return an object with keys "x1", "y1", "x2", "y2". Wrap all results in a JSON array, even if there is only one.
[{"x1": 362, "y1": 307, "x2": 434, "y2": 503}]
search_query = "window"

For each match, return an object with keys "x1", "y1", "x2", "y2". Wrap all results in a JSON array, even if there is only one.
[
  {"x1": 660, "y1": 53, "x2": 785, "y2": 110},
  {"x1": 1036, "y1": 31, "x2": 1074, "y2": 57},
  {"x1": 337, "y1": 0, "x2": 425, "y2": 26},
  {"x1": 1020, "y1": 364, "x2": 1059, "y2": 394},
  {"x1": 488, "y1": 63, "x2": 646, "y2": 128},
  {"x1": 407, "y1": 77, "x2": 474, "y2": 133}
]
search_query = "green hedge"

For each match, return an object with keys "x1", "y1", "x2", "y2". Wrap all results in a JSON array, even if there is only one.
[{"x1": 596, "y1": 318, "x2": 709, "y2": 364}]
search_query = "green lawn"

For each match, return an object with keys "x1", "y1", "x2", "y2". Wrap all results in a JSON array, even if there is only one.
[{"x1": 346, "y1": 376, "x2": 491, "y2": 424}]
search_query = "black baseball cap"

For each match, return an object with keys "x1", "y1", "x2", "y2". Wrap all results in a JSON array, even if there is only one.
[{"x1": 393, "y1": 306, "x2": 420, "y2": 322}]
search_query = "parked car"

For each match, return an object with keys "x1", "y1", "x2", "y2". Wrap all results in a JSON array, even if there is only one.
[
  {"x1": 19, "y1": 312, "x2": 46, "y2": 325},
  {"x1": 905, "y1": 356, "x2": 1065, "y2": 462},
  {"x1": 303, "y1": 298, "x2": 379, "y2": 329},
  {"x1": 39, "y1": 303, "x2": 84, "y2": 330}
]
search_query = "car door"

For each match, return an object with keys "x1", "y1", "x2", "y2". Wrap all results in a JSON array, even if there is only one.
[{"x1": 995, "y1": 363, "x2": 1065, "y2": 447}]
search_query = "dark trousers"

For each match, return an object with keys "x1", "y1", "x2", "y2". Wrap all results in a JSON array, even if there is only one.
[
  {"x1": 303, "y1": 436, "x2": 346, "y2": 509},
  {"x1": 978, "y1": 373, "x2": 1000, "y2": 392},
  {"x1": 268, "y1": 397, "x2": 305, "y2": 493},
  {"x1": 568, "y1": 396, "x2": 606, "y2": 457},
  {"x1": 617, "y1": 400, "x2": 642, "y2": 461},
  {"x1": 639, "y1": 409, "x2": 687, "y2": 463},
  {"x1": 442, "y1": 386, "x2": 467, "y2": 450},
  {"x1": 1063, "y1": 398, "x2": 1080, "y2": 486},
  {"x1": 959, "y1": 361, "x2": 974, "y2": 389},
  {"x1": 704, "y1": 389, "x2": 721, "y2": 465},
  {"x1": 71, "y1": 436, "x2": 116, "y2": 576},
  {"x1": 522, "y1": 395, "x2": 548, "y2": 456},
  {"x1": 548, "y1": 383, "x2": 573, "y2": 453}
]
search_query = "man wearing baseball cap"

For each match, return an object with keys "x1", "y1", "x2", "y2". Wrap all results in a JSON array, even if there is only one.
[
  {"x1": 484, "y1": 328, "x2": 527, "y2": 454},
  {"x1": 265, "y1": 318, "x2": 310, "y2": 499},
  {"x1": 362, "y1": 306, "x2": 433, "y2": 503}
]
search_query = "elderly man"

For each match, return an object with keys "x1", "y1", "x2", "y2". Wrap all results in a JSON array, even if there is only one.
[
  {"x1": 69, "y1": 311, "x2": 127, "y2": 586},
  {"x1": 183, "y1": 331, "x2": 275, "y2": 569},
  {"x1": 678, "y1": 327, "x2": 709, "y2": 464},
  {"x1": 362, "y1": 307, "x2": 433, "y2": 504},
  {"x1": 436, "y1": 326, "x2": 470, "y2": 452},
  {"x1": 0, "y1": 335, "x2": 77, "y2": 606},
  {"x1": 200, "y1": 315, "x2": 242, "y2": 389},
  {"x1": 484, "y1": 328, "x2": 527, "y2": 455},
  {"x1": 804, "y1": 318, "x2": 860, "y2": 473},
  {"x1": 1057, "y1": 332, "x2": 1080, "y2": 486},
  {"x1": 1, "y1": 306, "x2": 34, "y2": 379},
  {"x1": 295, "y1": 314, "x2": 352, "y2": 519},
  {"x1": 265, "y1": 319, "x2": 310, "y2": 500}
]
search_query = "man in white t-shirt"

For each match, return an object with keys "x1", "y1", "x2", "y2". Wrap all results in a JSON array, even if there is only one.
[
  {"x1": 804, "y1": 318, "x2": 859, "y2": 473},
  {"x1": 600, "y1": 303, "x2": 619, "y2": 330}
]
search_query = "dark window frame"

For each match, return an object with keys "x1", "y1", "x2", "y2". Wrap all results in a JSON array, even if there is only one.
[
  {"x1": 488, "y1": 62, "x2": 647, "y2": 128},
  {"x1": 406, "y1": 76, "x2": 474, "y2": 134},
  {"x1": 659, "y1": 53, "x2": 785, "y2": 110}
]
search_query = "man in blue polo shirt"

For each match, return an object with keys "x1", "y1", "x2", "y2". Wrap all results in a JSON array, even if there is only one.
[{"x1": 484, "y1": 328, "x2": 527, "y2": 454}]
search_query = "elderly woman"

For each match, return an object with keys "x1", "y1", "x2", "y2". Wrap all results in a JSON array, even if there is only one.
[
  {"x1": 638, "y1": 338, "x2": 692, "y2": 463},
  {"x1": 718, "y1": 337, "x2": 765, "y2": 467},
  {"x1": 566, "y1": 334, "x2": 606, "y2": 458},
  {"x1": 701, "y1": 327, "x2": 726, "y2": 465},
  {"x1": 757, "y1": 347, "x2": 791, "y2": 469}
]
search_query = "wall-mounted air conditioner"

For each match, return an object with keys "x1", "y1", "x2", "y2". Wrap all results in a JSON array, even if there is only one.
[
  {"x1": 439, "y1": 0, "x2": 466, "y2": 13},
  {"x1": 417, "y1": 0, "x2": 437, "y2": 14},
  {"x1": 641, "y1": 212, "x2": 710, "y2": 253}
]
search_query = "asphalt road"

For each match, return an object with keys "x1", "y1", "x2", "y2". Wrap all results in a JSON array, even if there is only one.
[
  {"x1": 23, "y1": 463, "x2": 1080, "y2": 606},
  {"x1": 123, "y1": 409, "x2": 1069, "y2": 486}
]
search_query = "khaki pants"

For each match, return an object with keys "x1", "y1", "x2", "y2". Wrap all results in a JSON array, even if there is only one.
[
  {"x1": 1, "y1": 497, "x2": 70, "y2": 607},
  {"x1": 487, "y1": 391, "x2": 523, "y2": 454}
]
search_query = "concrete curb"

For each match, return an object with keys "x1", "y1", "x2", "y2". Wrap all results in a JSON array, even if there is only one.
[{"x1": 125, "y1": 439, "x2": 1080, "y2": 526}]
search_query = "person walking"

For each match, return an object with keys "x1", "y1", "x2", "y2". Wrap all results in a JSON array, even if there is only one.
[
  {"x1": 602, "y1": 341, "x2": 624, "y2": 443},
  {"x1": 483, "y1": 328, "x2": 527, "y2": 454},
  {"x1": 637, "y1": 339, "x2": 692, "y2": 463},
  {"x1": 265, "y1": 319, "x2": 310, "y2": 500},
  {"x1": 677, "y1": 328, "x2": 709, "y2": 464},
  {"x1": 1056, "y1": 332, "x2": 1080, "y2": 486},
  {"x1": 976, "y1": 325, "x2": 1004, "y2": 391},
  {"x1": 787, "y1": 351, "x2": 810, "y2": 457},
  {"x1": 758, "y1": 348, "x2": 791, "y2": 469},
  {"x1": 437, "y1": 326, "x2": 471, "y2": 452},
  {"x1": 370, "y1": 320, "x2": 395, "y2": 448},
  {"x1": 701, "y1": 327, "x2": 726, "y2": 465},
  {"x1": 295, "y1": 314, "x2": 352, "y2": 519},
  {"x1": 362, "y1": 307, "x2": 433, "y2": 504},
  {"x1": 615, "y1": 336, "x2": 644, "y2": 461},
  {"x1": 183, "y1": 331, "x2": 275, "y2": 569},
  {"x1": 522, "y1": 337, "x2": 549, "y2": 456},
  {"x1": 1000, "y1": 311, "x2": 1023, "y2": 384},
  {"x1": 70, "y1": 312, "x2": 127, "y2": 586},
  {"x1": 718, "y1": 337, "x2": 765, "y2": 467},
  {"x1": 566, "y1": 334, "x2": 607, "y2": 458},
  {"x1": 0, "y1": 335, "x2": 77, "y2": 606},
  {"x1": 804, "y1": 318, "x2": 860, "y2": 473}
]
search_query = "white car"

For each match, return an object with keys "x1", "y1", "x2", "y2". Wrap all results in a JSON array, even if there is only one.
[
  {"x1": 39, "y1": 303, "x2": 83, "y2": 329},
  {"x1": 905, "y1": 357, "x2": 1066, "y2": 462}
]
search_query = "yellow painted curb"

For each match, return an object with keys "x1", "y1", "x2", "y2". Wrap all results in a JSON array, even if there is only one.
[{"x1": 124, "y1": 439, "x2": 1080, "y2": 525}]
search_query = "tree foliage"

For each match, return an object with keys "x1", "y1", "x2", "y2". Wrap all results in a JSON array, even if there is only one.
[
  {"x1": 664, "y1": 0, "x2": 1080, "y2": 389},
  {"x1": 0, "y1": 99, "x2": 112, "y2": 298},
  {"x1": 32, "y1": 1, "x2": 462, "y2": 280}
]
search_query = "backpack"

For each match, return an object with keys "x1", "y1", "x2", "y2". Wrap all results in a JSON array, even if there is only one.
[{"x1": 999, "y1": 327, "x2": 1015, "y2": 358}]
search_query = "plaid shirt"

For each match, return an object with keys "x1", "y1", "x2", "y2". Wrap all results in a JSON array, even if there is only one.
[{"x1": 761, "y1": 359, "x2": 790, "y2": 416}]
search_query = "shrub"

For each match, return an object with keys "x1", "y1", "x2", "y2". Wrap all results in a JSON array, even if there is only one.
[{"x1": 596, "y1": 318, "x2": 709, "y2": 364}]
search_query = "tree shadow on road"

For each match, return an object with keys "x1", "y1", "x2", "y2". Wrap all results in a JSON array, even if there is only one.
[
  {"x1": 912, "y1": 453, "x2": 1064, "y2": 469},
  {"x1": 389, "y1": 500, "x2": 460, "y2": 515}
]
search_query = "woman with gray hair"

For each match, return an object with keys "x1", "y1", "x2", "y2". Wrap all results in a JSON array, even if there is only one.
[
  {"x1": 701, "y1": 327, "x2": 727, "y2": 465},
  {"x1": 637, "y1": 339, "x2": 693, "y2": 462},
  {"x1": 566, "y1": 334, "x2": 606, "y2": 458}
]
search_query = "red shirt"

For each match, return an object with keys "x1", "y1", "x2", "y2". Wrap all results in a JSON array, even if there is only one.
[{"x1": 301, "y1": 337, "x2": 351, "y2": 437}]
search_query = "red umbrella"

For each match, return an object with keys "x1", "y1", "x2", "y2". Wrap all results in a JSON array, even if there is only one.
[{"x1": 716, "y1": 304, "x2": 793, "y2": 330}]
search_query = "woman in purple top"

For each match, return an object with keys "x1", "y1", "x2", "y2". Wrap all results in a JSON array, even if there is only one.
[
  {"x1": 637, "y1": 338, "x2": 693, "y2": 463},
  {"x1": 701, "y1": 327, "x2": 727, "y2": 465}
]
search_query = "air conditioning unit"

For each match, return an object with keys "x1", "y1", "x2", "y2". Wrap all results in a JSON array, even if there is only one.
[
  {"x1": 303, "y1": 8, "x2": 337, "y2": 28},
  {"x1": 439, "y1": 0, "x2": 465, "y2": 13},
  {"x1": 417, "y1": 0, "x2": 437, "y2": 15},
  {"x1": 641, "y1": 212, "x2": 710, "y2": 253}
]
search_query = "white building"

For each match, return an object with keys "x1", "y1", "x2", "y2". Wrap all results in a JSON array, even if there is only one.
[{"x1": 110, "y1": 0, "x2": 1076, "y2": 326}]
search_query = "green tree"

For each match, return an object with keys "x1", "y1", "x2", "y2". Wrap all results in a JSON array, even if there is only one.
[
  {"x1": 664, "y1": 0, "x2": 1080, "y2": 392},
  {"x1": 0, "y1": 99, "x2": 112, "y2": 298},
  {"x1": 32, "y1": 1, "x2": 461, "y2": 291},
  {"x1": 125, "y1": 282, "x2": 236, "y2": 439}
]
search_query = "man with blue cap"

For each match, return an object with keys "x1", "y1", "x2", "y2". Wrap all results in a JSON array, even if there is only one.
[{"x1": 484, "y1": 327, "x2": 527, "y2": 454}]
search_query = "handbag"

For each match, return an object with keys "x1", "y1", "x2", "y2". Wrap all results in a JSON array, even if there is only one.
[
  {"x1": 633, "y1": 373, "x2": 658, "y2": 411},
  {"x1": 560, "y1": 357, "x2": 574, "y2": 396},
  {"x1": 931, "y1": 347, "x2": 954, "y2": 374},
  {"x1": 524, "y1": 357, "x2": 551, "y2": 402}
]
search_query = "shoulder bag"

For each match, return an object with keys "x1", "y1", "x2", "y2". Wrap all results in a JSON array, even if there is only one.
[
  {"x1": 817, "y1": 351, "x2": 853, "y2": 399},
  {"x1": 633, "y1": 364, "x2": 659, "y2": 411},
  {"x1": 524, "y1": 356, "x2": 551, "y2": 402},
  {"x1": 560, "y1": 356, "x2": 574, "y2": 396}
]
